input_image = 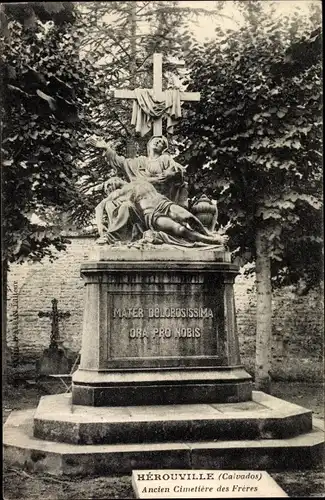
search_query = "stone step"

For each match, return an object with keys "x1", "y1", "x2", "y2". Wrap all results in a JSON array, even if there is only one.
[
  {"x1": 3, "y1": 410, "x2": 324, "y2": 476},
  {"x1": 32, "y1": 391, "x2": 312, "y2": 445},
  {"x1": 72, "y1": 368, "x2": 253, "y2": 406}
]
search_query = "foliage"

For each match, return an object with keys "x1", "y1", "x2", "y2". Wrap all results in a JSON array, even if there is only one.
[
  {"x1": 178, "y1": 1, "x2": 322, "y2": 290},
  {"x1": 1, "y1": 2, "x2": 102, "y2": 264}
]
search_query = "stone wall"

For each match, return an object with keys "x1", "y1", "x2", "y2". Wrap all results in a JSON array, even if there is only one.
[
  {"x1": 7, "y1": 237, "x2": 323, "y2": 381},
  {"x1": 235, "y1": 277, "x2": 323, "y2": 381}
]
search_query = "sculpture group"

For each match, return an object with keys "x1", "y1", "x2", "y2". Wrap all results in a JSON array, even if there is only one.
[{"x1": 90, "y1": 53, "x2": 229, "y2": 248}]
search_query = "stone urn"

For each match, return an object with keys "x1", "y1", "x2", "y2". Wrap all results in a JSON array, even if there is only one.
[{"x1": 190, "y1": 194, "x2": 218, "y2": 231}]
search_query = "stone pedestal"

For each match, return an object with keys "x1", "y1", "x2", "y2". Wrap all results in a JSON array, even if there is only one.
[
  {"x1": 4, "y1": 245, "x2": 324, "y2": 476},
  {"x1": 72, "y1": 246, "x2": 252, "y2": 406}
]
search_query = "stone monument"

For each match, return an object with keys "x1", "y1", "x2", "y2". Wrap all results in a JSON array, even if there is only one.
[
  {"x1": 4, "y1": 53, "x2": 324, "y2": 476},
  {"x1": 73, "y1": 50, "x2": 251, "y2": 406}
]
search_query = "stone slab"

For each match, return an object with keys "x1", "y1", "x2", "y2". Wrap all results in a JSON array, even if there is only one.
[
  {"x1": 72, "y1": 370, "x2": 253, "y2": 408},
  {"x1": 72, "y1": 379, "x2": 252, "y2": 407},
  {"x1": 33, "y1": 391, "x2": 312, "y2": 445},
  {"x1": 87, "y1": 245, "x2": 231, "y2": 262},
  {"x1": 72, "y1": 366, "x2": 252, "y2": 387},
  {"x1": 3, "y1": 411, "x2": 324, "y2": 476},
  {"x1": 72, "y1": 367, "x2": 252, "y2": 384},
  {"x1": 131, "y1": 469, "x2": 288, "y2": 498}
]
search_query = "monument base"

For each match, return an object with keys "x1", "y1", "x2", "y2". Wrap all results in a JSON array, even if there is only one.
[
  {"x1": 4, "y1": 250, "x2": 324, "y2": 476},
  {"x1": 72, "y1": 246, "x2": 253, "y2": 406},
  {"x1": 36, "y1": 344, "x2": 70, "y2": 378},
  {"x1": 4, "y1": 392, "x2": 324, "y2": 476},
  {"x1": 72, "y1": 367, "x2": 252, "y2": 406}
]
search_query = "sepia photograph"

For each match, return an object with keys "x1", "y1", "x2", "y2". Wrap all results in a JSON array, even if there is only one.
[{"x1": 1, "y1": 1, "x2": 323, "y2": 498}]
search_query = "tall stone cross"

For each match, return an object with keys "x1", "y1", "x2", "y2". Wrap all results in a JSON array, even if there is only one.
[
  {"x1": 114, "y1": 53, "x2": 200, "y2": 136},
  {"x1": 38, "y1": 298, "x2": 70, "y2": 348}
]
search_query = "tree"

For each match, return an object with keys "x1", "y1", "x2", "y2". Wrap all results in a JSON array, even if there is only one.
[
  {"x1": 1, "y1": 2, "x2": 101, "y2": 387},
  {"x1": 178, "y1": 1, "x2": 322, "y2": 392}
]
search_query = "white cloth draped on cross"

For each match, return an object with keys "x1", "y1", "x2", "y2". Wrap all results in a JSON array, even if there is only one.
[
  {"x1": 131, "y1": 88, "x2": 182, "y2": 136},
  {"x1": 114, "y1": 53, "x2": 200, "y2": 137}
]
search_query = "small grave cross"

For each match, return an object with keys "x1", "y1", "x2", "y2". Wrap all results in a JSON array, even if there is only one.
[
  {"x1": 114, "y1": 53, "x2": 200, "y2": 136},
  {"x1": 38, "y1": 298, "x2": 70, "y2": 347}
]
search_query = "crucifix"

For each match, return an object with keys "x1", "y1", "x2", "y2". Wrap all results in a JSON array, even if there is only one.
[
  {"x1": 114, "y1": 53, "x2": 200, "y2": 136},
  {"x1": 38, "y1": 298, "x2": 71, "y2": 348}
]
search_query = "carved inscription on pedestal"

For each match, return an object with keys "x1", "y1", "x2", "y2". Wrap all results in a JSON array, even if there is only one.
[
  {"x1": 109, "y1": 293, "x2": 217, "y2": 359},
  {"x1": 113, "y1": 307, "x2": 213, "y2": 339}
]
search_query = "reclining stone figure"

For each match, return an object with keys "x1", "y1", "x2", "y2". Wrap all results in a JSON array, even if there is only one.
[{"x1": 95, "y1": 178, "x2": 229, "y2": 247}]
